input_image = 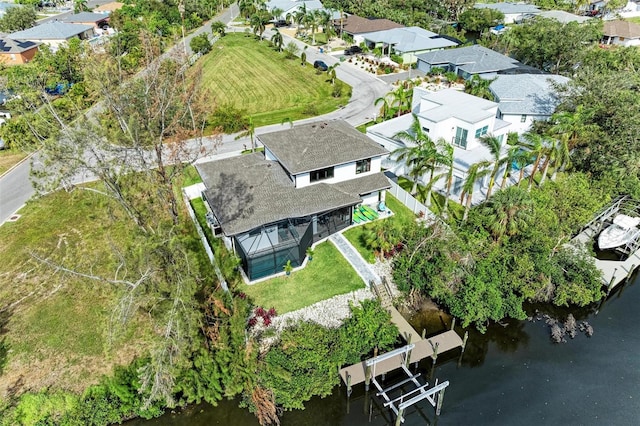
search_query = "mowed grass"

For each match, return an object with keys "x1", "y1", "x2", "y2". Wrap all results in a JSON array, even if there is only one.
[
  {"x1": 239, "y1": 241, "x2": 364, "y2": 313},
  {"x1": 199, "y1": 33, "x2": 347, "y2": 127},
  {"x1": 0, "y1": 188, "x2": 158, "y2": 395},
  {"x1": 343, "y1": 193, "x2": 416, "y2": 263},
  {"x1": 0, "y1": 149, "x2": 28, "y2": 176}
]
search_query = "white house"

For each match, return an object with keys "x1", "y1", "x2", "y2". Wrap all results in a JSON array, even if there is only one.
[
  {"x1": 196, "y1": 120, "x2": 390, "y2": 281},
  {"x1": 266, "y1": 0, "x2": 325, "y2": 19},
  {"x1": 367, "y1": 88, "x2": 513, "y2": 203},
  {"x1": 475, "y1": 2, "x2": 541, "y2": 24},
  {"x1": 602, "y1": 20, "x2": 640, "y2": 46},
  {"x1": 490, "y1": 74, "x2": 570, "y2": 134}
]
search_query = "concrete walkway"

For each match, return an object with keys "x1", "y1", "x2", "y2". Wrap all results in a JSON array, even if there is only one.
[{"x1": 330, "y1": 232, "x2": 380, "y2": 286}]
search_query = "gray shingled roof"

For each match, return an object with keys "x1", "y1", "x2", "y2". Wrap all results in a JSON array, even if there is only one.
[
  {"x1": 258, "y1": 120, "x2": 389, "y2": 175},
  {"x1": 490, "y1": 74, "x2": 570, "y2": 115},
  {"x1": 416, "y1": 45, "x2": 521, "y2": 75},
  {"x1": 335, "y1": 14, "x2": 404, "y2": 35},
  {"x1": 538, "y1": 10, "x2": 592, "y2": 24},
  {"x1": 59, "y1": 12, "x2": 109, "y2": 23},
  {"x1": 9, "y1": 22, "x2": 93, "y2": 40},
  {"x1": 360, "y1": 26, "x2": 458, "y2": 53},
  {"x1": 0, "y1": 38, "x2": 39, "y2": 54},
  {"x1": 197, "y1": 153, "x2": 388, "y2": 236},
  {"x1": 474, "y1": 2, "x2": 541, "y2": 14}
]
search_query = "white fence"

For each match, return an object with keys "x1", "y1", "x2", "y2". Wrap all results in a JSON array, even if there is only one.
[{"x1": 387, "y1": 178, "x2": 437, "y2": 222}]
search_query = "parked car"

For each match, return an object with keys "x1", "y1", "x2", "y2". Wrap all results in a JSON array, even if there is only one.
[
  {"x1": 344, "y1": 45, "x2": 363, "y2": 55},
  {"x1": 273, "y1": 19, "x2": 288, "y2": 28},
  {"x1": 313, "y1": 60, "x2": 328, "y2": 71}
]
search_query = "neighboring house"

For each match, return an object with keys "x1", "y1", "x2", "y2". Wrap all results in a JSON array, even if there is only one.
[
  {"x1": 332, "y1": 14, "x2": 404, "y2": 45},
  {"x1": 490, "y1": 74, "x2": 570, "y2": 134},
  {"x1": 94, "y1": 1, "x2": 125, "y2": 14},
  {"x1": 416, "y1": 45, "x2": 537, "y2": 80},
  {"x1": 196, "y1": 120, "x2": 390, "y2": 281},
  {"x1": 602, "y1": 20, "x2": 640, "y2": 46},
  {"x1": 367, "y1": 88, "x2": 512, "y2": 202},
  {"x1": 0, "y1": 38, "x2": 39, "y2": 65},
  {"x1": 266, "y1": 0, "x2": 325, "y2": 19},
  {"x1": 475, "y1": 2, "x2": 541, "y2": 24},
  {"x1": 359, "y1": 26, "x2": 459, "y2": 64},
  {"x1": 8, "y1": 22, "x2": 94, "y2": 51},
  {"x1": 537, "y1": 10, "x2": 593, "y2": 24},
  {"x1": 59, "y1": 12, "x2": 110, "y2": 30}
]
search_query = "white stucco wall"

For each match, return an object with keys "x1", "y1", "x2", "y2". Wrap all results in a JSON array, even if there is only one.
[
  {"x1": 293, "y1": 156, "x2": 383, "y2": 188},
  {"x1": 361, "y1": 191, "x2": 380, "y2": 205},
  {"x1": 500, "y1": 113, "x2": 540, "y2": 134}
]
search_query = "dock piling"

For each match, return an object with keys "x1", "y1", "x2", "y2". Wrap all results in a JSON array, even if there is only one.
[
  {"x1": 435, "y1": 387, "x2": 446, "y2": 416},
  {"x1": 450, "y1": 318, "x2": 456, "y2": 330},
  {"x1": 346, "y1": 373, "x2": 352, "y2": 398},
  {"x1": 607, "y1": 267, "x2": 618, "y2": 295}
]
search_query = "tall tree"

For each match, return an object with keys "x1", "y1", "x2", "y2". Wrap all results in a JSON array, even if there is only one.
[
  {"x1": 270, "y1": 28, "x2": 284, "y2": 51},
  {"x1": 73, "y1": 0, "x2": 89, "y2": 13},
  {"x1": 464, "y1": 75, "x2": 495, "y2": 101},
  {"x1": 481, "y1": 185, "x2": 533, "y2": 241},
  {"x1": 460, "y1": 161, "x2": 491, "y2": 221},
  {"x1": 0, "y1": 5, "x2": 36, "y2": 32},
  {"x1": 478, "y1": 134, "x2": 505, "y2": 200}
]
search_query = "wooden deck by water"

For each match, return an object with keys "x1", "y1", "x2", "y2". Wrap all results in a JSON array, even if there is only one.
[
  {"x1": 339, "y1": 306, "x2": 463, "y2": 386},
  {"x1": 573, "y1": 227, "x2": 640, "y2": 290}
]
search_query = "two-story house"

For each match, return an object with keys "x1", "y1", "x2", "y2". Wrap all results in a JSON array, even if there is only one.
[
  {"x1": 196, "y1": 120, "x2": 390, "y2": 281},
  {"x1": 490, "y1": 74, "x2": 570, "y2": 134},
  {"x1": 366, "y1": 88, "x2": 512, "y2": 202}
]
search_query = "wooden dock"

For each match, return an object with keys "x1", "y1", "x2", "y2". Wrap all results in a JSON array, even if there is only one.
[
  {"x1": 339, "y1": 305, "x2": 463, "y2": 387},
  {"x1": 572, "y1": 226, "x2": 640, "y2": 290}
]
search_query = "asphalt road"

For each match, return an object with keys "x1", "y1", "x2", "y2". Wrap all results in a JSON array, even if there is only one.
[{"x1": 0, "y1": 6, "x2": 391, "y2": 225}]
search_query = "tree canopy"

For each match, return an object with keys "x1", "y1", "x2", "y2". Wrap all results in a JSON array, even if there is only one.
[{"x1": 0, "y1": 5, "x2": 36, "y2": 32}]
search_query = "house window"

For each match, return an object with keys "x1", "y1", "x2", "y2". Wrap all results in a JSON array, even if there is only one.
[
  {"x1": 356, "y1": 159, "x2": 371, "y2": 174},
  {"x1": 497, "y1": 134, "x2": 504, "y2": 144},
  {"x1": 422, "y1": 126, "x2": 430, "y2": 134},
  {"x1": 310, "y1": 166, "x2": 334, "y2": 182},
  {"x1": 453, "y1": 127, "x2": 468, "y2": 149},
  {"x1": 453, "y1": 176, "x2": 463, "y2": 196},
  {"x1": 474, "y1": 125, "x2": 488, "y2": 138},
  {"x1": 521, "y1": 115, "x2": 527, "y2": 123}
]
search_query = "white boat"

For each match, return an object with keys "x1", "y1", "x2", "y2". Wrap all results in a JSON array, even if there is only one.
[{"x1": 598, "y1": 214, "x2": 640, "y2": 250}]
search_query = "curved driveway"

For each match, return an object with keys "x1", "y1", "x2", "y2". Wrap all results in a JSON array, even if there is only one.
[{"x1": 0, "y1": 7, "x2": 391, "y2": 224}]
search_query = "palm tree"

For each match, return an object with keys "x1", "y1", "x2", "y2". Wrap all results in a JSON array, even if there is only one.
[
  {"x1": 374, "y1": 95, "x2": 392, "y2": 120},
  {"x1": 391, "y1": 84, "x2": 412, "y2": 117},
  {"x1": 74, "y1": 0, "x2": 88, "y2": 13},
  {"x1": 239, "y1": 0, "x2": 256, "y2": 19},
  {"x1": 520, "y1": 132, "x2": 550, "y2": 191},
  {"x1": 327, "y1": 63, "x2": 339, "y2": 85},
  {"x1": 250, "y1": 13, "x2": 267, "y2": 39},
  {"x1": 271, "y1": 7, "x2": 284, "y2": 21},
  {"x1": 550, "y1": 136, "x2": 570, "y2": 181},
  {"x1": 440, "y1": 143, "x2": 455, "y2": 214},
  {"x1": 478, "y1": 134, "x2": 505, "y2": 200},
  {"x1": 211, "y1": 21, "x2": 226, "y2": 37},
  {"x1": 270, "y1": 29, "x2": 284, "y2": 52},
  {"x1": 235, "y1": 116, "x2": 256, "y2": 152},
  {"x1": 307, "y1": 10, "x2": 321, "y2": 45},
  {"x1": 464, "y1": 75, "x2": 496, "y2": 101},
  {"x1": 460, "y1": 161, "x2": 491, "y2": 221},
  {"x1": 482, "y1": 186, "x2": 533, "y2": 241},
  {"x1": 549, "y1": 105, "x2": 596, "y2": 150},
  {"x1": 392, "y1": 115, "x2": 435, "y2": 195},
  {"x1": 320, "y1": 10, "x2": 336, "y2": 40},
  {"x1": 293, "y1": 4, "x2": 308, "y2": 34},
  {"x1": 300, "y1": 50, "x2": 307, "y2": 66},
  {"x1": 500, "y1": 145, "x2": 521, "y2": 190}
]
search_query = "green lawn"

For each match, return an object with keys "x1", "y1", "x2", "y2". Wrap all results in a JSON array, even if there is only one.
[
  {"x1": 0, "y1": 188, "x2": 157, "y2": 394},
  {"x1": 239, "y1": 241, "x2": 364, "y2": 313},
  {"x1": 343, "y1": 192, "x2": 416, "y2": 263},
  {"x1": 627, "y1": 17, "x2": 640, "y2": 25},
  {"x1": 198, "y1": 33, "x2": 348, "y2": 127},
  {"x1": 0, "y1": 149, "x2": 28, "y2": 176}
]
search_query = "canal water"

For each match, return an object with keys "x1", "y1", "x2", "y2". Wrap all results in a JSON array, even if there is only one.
[{"x1": 129, "y1": 274, "x2": 640, "y2": 426}]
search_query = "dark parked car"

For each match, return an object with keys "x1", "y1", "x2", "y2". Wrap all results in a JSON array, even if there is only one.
[
  {"x1": 313, "y1": 60, "x2": 328, "y2": 71},
  {"x1": 344, "y1": 45, "x2": 363, "y2": 55},
  {"x1": 273, "y1": 19, "x2": 288, "y2": 27}
]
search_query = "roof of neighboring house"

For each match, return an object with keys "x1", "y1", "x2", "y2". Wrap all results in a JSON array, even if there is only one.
[
  {"x1": 267, "y1": 0, "x2": 325, "y2": 14},
  {"x1": 475, "y1": 2, "x2": 541, "y2": 14},
  {"x1": 197, "y1": 153, "x2": 389, "y2": 235},
  {"x1": 360, "y1": 26, "x2": 459, "y2": 53},
  {"x1": 258, "y1": 120, "x2": 389, "y2": 175},
  {"x1": 417, "y1": 88, "x2": 498, "y2": 124},
  {"x1": 603, "y1": 20, "x2": 640, "y2": 39},
  {"x1": 59, "y1": 12, "x2": 110, "y2": 24},
  {"x1": 334, "y1": 14, "x2": 403, "y2": 35},
  {"x1": 94, "y1": 2, "x2": 124, "y2": 13},
  {"x1": 490, "y1": 74, "x2": 570, "y2": 116},
  {"x1": 9, "y1": 22, "x2": 93, "y2": 41},
  {"x1": 0, "y1": 38, "x2": 39, "y2": 54},
  {"x1": 537, "y1": 10, "x2": 592, "y2": 24},
  {"x1": 417, "y1": 45, "x2": 521, "y2": 75}
]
